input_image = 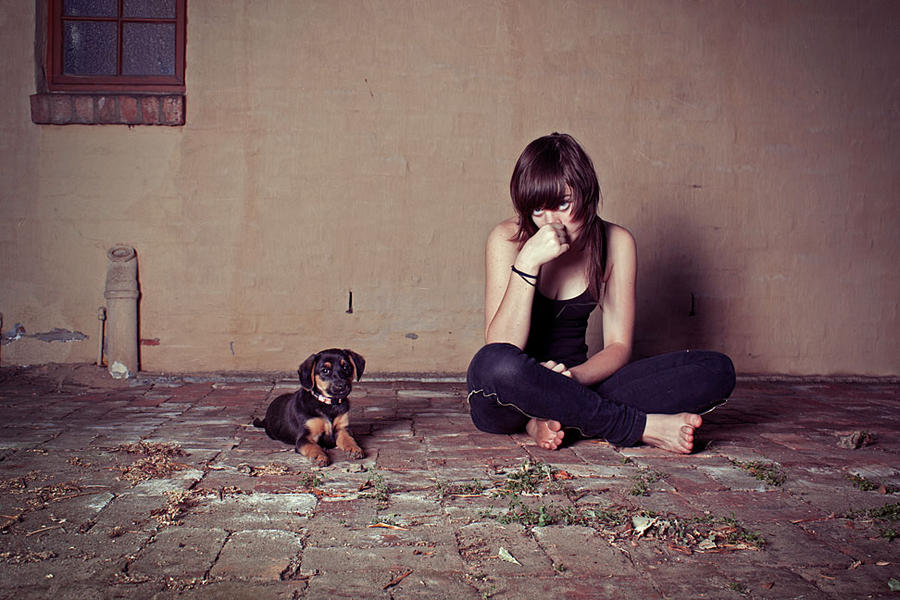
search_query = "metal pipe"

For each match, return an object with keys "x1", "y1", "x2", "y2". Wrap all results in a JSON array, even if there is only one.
[
  {"x1": 97, "y1": 306, "x2": 106, "y2": 366},
  {"x1": 103, "y1": 246, "x2": 140, "y2": 378}
]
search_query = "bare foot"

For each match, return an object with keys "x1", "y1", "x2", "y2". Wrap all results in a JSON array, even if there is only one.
[
  {"x1": 526, "y1": 418, "x2": 565, "y2": 450},
  {"x1": 640, "y1": 413, "x2": 702, "y2": 454}
]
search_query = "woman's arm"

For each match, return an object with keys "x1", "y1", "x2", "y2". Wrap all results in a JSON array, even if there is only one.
[
  {"x1": 567, "y1": 224, "x2": 636, "y2": 386},
  {"x1": 484, "y1": 221, "x2": 535, "y2": 347},
  {"x1": 484, "y1": 219, "x2": 571, "y2": 346}
]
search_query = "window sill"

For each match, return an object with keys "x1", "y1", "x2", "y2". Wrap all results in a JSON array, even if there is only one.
[{"x1": 30, "y1": 93, "x2": 185, "y2": 126}]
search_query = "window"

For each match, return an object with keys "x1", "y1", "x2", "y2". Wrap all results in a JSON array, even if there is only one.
[
  {"x1": 48, "y1": 0, "x2": 185, "y2": 93},
  {"x1": 32, "y1": 0, "x2": 186, "y2": 125}
]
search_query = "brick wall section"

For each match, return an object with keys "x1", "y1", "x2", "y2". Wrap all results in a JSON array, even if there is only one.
[{"x1": 30, "y1": 94, "x2": 184, "y2": 126}]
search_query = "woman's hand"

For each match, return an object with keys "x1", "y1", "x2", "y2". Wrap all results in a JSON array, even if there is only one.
[
  {"x1": 515, "y1": 223, "x2": 570, "y2": 272},
  {"x1": 541, "y1": 360, "x2": 572, "y2": 379}
]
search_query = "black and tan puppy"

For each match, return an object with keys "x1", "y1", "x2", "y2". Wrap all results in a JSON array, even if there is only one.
[{"x1": 253, "y1": 348, "x2": 365, "y2": 466}]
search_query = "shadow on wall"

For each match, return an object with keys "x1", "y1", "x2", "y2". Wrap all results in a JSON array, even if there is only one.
[{"x1": 588, "y1": 208, "x2": 732, "y2": 360}]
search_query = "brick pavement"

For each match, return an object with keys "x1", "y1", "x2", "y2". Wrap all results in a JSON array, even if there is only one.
[{"x1": 0, "y1": 364, "x2": 897, "y2": 599}]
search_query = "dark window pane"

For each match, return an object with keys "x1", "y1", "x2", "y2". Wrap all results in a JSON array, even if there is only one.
[
  {"x1": 63, "y1": 21, "x2": 117, "y2": 75},
  {"x1": 63, "y1": 0, "x2": 118, "y2": 17},
  {"x1": 122, "y1": 23, "x2": 176, "y2": 76},
  {"x1": 123, "y1": 0, "x2": 176, "y2": 19}
]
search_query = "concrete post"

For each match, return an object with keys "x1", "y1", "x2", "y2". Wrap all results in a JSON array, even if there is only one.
[{"x1": 104, "y1": 245, "x2": 140, "y2": 378}]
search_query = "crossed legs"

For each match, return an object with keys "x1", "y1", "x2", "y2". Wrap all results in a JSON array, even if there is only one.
[{"x1": 466, "y1": 343, "x2": 735, "y2": 454}]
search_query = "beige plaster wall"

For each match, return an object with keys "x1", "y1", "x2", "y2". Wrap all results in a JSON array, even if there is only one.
[{"x1": 1, "y1": 1, "x2": 898, "y2": 376}]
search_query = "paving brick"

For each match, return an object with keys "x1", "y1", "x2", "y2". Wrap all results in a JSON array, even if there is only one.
[
  {"x1": 743, "y1": 521, "x2": 852, "y2": 568},
  {"x1": 300, "y1": 545, "x2": 464, "y2": 585},
  {"x1": 694, "y1": 463, "x2": 771, "y2": 491},
  {"x1": 303, "y1": 567, "x2": 474, "y2": 599},
  {"x1": 14, "y1": 582, "x2": 166, "y2": 599},
  {"x1": 496, "y1": 574, "x2": 664, "y2": 599},
  {"x1": 129, "y1": 526, "x2": 228, "y2": 579},
  {"x1": 209, "y1": 529, "x2": 303, "y2": 581},
  {"x1": 701, "y1": 488, "x2": 828, "y2": 522},
  {"x1": 177, "y1": 492, "x2": 316, "y2": 530},
  {"x1": 632, "y1": 490, "x2": 710, "y2": 519},
  {"x1": 455, "y1": 520, "x2": 556, "y2": 577},
  {"x1": 531, "y1": 525, "x2": 636, "y2": 575},
  {"x1": 149, "y1": 581, "x2": 304, "y2": 599},
  {"x1": 792, "y1": 517, "x2": 898, "y2": 564},
  {"x1": 794, "y1": 562, "x2": 900, "y2": 599}
]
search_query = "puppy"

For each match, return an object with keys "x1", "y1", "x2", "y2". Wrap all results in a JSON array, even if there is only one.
[{"x1": 253, "y1": 348, "x2": 365, "y2": 466}]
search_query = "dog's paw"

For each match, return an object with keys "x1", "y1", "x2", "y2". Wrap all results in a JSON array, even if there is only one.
[
  {"x1": 338, "y1": 438, "x2": 365, "y2": 459},
  {"x1": 298, "y1": 443, "x2": 331, "y2": 466}
]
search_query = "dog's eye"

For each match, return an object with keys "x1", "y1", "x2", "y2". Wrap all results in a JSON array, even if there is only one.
[
  {"x1": 341, "y1": 364, "x2": 352, "y2": 375},
  {"x1": 321, "y1": 367, "x2": 331, "y2": 375}
]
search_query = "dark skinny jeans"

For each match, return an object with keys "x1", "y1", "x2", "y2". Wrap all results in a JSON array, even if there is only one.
[{"x1": 466, "y1": 343, "x2": 736, "y2": 447}]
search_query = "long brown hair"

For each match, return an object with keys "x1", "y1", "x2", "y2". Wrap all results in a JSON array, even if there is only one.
[{"x1": 510, "y1": 133, "x2": 607, "y2": 300}]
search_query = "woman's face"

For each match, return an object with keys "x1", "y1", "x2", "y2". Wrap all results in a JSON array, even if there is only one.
[{"x1": 530, "y1": 186, "x2": 584, "y2": 242}]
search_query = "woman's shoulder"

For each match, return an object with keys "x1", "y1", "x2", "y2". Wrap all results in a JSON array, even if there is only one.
[
  {"x1": 485, "y1": 217, "x2": 521, "y2": 272},
  {"x1": 603, "y1": 220, "x2": 631, "y2": 238},
  {"x1": 604, "y1": 220, "x2": 635, "y2": 251},
  {"x1": 487, "y1": 217, "x2": 520, "y2": 247},
  {"x1": 602, "y1": 221, "x2": 636, "y2": 280},
  {"x1": 490, "y1": 217, "x2": 519, "y2": 237}
]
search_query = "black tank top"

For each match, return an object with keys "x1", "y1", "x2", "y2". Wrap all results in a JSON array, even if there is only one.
[{"x1": 524, "y1": 288, "x2": 598, "y2": 366}]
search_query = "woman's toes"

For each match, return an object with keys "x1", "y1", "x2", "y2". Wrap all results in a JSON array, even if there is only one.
[{"x1": 527, "y1": 419, "x2": 564, "y2": 450}]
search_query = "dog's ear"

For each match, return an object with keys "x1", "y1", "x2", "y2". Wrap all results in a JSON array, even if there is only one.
[
  {"x1": 345, "y1": 349, "x2": 365, "y2": 381},
  {"x1": 298, "y1": 353, "x2": 319, "y2": 389}
]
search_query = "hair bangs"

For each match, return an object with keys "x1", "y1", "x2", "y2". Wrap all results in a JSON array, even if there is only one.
[{"x1": 513, "y1": 163, "x2": 569, "y2": 217}]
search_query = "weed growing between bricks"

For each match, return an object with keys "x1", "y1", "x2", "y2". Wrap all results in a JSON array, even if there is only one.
[
  {"x1": 484, "y1": 498, "x2": 766, "y2": 552},
  {"x1": 728, "y1": 581, "x2": 750, "y2": 595},
  {"x1": 847, "y1": 472, "x2": 899, "y2": 494},
  {"x1": 359, "y1": 468, "x2": 392, "y2": 508},
  {"x1": 629, "y1": 469, "x2": 666, "y2": 496},
  {"x1": 729, "y1": 458, "x2": 787, "y2": 487},
  {"x1": 442, "y1": 460, "x2": 766, "y2": 553},
  {"x1": 31, "y1": 447, "x2": 900, "y2": 555},
  {"x1": 845, "y1": 502, "x2": 900, "y2": 542},
  {"x1": 496, "y1": 460, "x2": 563, "y2": 495},
  {"x1": 435, "y1": 479, "x2": 486, "y2": 497}
]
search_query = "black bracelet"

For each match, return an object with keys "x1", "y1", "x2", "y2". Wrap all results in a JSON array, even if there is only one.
[{"x1": 511, "y1": 265, "x2": 537, "y2": 286}]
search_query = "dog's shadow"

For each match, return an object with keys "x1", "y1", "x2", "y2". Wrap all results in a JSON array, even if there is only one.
[
  {"x1": 348, "y1": 389, "x2": 471, "y2": 448},
  {"x1": 353, "y1": 415, "x2": 415, "y2": 441}
]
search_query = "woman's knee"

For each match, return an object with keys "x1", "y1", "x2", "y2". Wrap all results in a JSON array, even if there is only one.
[
  {"x1": 467, "y1": 343, "x2": 527, "y2": 390},
  {"x1": 467, "y1": 388, "x2": 528, "y2": 434},
  {"x1": 698, "y1": 351, "x2": 736, "y2": 398}
]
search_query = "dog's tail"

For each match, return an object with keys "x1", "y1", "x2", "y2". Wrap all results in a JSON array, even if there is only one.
[{"x1": 252, "y1": 417, "x2": 265, "y2": 428}]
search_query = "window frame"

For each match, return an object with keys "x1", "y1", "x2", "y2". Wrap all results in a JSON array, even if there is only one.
[{"x1": 46, "y1": 0, "x2": 186, "y2": 94}]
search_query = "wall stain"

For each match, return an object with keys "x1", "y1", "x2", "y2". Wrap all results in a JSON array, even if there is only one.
[{"x1": 1, "y1": 323, "x2": 88, "y2": 345}]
